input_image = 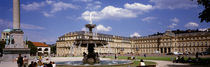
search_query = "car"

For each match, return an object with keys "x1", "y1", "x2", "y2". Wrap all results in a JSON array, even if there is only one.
[
  {"x1": 166, "y1": 52, "x2": 174, "y2": 55},
  {"x1": 201, "y1": 52, "x2": 210, "y2": 55},
  {"x1": 173, "y1": 52, "x2": 183, "y2": 55}
]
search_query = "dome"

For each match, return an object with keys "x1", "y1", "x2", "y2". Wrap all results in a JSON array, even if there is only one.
[{"x1": 3, "y1": 29, "x2": 13, "y2": 32}]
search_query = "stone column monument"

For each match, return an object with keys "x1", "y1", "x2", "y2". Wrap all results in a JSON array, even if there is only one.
[{"x1": 3, "y1": 0, "x2": 30, "y2": 61}]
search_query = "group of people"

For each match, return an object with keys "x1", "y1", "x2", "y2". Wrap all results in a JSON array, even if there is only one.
[
  {"x1": 174, "y1": 56, "x2": 204, "y2": 63},
  {"x1": 16, "y1": 54, "x2": 56, "y2": 67},
  {"x1": 174, "y1": 56, "x2": 187, "y2": 63},
  {"x1": 28, "y1": 60, "x2": 56, "y2": 67},
  {"x1": 16, "y1": 54, "x2": 29, "y2": 67}
]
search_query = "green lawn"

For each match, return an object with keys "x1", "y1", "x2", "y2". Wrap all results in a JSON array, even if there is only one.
[
  {"x1": 105, "y1": 56, "x2": 210, "y2": 66},
  {"x1": 105, "y1": 56, "x2": 175, "y2": 61}
]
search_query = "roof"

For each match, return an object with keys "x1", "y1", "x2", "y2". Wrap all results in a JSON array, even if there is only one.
[
  {"x1": 32, "y1": 42, "x2": 49, "y2": 47},
  {"x1": 3, "y1": 29, "x2": 13, "y2": 32}
]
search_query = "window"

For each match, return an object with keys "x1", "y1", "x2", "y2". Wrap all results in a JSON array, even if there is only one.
[
  {"x1": 201, "y1": 42, "x2": 204, "y2": 46},
  {"x1": 38, "y1": 48, "x2": 42, "y2": 51},
  {"x1": 203, "y1": 37, "x2": 206, "y2": 39},
  {"x1": 44, "y1": 48, "x2": 48, "y2": 51}
]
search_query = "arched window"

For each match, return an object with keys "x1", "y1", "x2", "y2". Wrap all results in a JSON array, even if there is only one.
[
  {"x1": 38, "y1": 48, "x2": 42, "y2": 51},
  {"x1": 44, "y1": 48, "x2": 48, "y2": 51},
  {"x1": 121, "y1": 48, "x2": 124, "y2": 51}
]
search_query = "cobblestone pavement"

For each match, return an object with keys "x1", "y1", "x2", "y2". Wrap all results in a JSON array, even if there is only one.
[{"x1": 0, "y1": 61, "x2": 17, "y2": 67}]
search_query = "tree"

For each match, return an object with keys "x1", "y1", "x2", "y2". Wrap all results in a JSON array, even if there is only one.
[
  {"x1": 50, "y1": 44, "x2": 56, "y2": 54},
  {"x1": 0, "y1": 41, "x2": 6, "y2": 54},
  {"x1": 197, "y1": 0, "x2": 210, "y2": 23},
  {"x1": 27, "y1": 41, "x2": 37, "y2": 56}
]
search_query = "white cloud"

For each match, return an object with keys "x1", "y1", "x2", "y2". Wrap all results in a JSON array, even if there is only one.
[
  {"x1": 21, "y1": 0, "x2": 78, "y2": 17},
  {"x1": 0, "y1": 19, "x2": 45, "y2": 30},
  {"x1": 168, "y1": 17, "x2": 179, "y2": 28},
  {"x1": 130, "y1": 32, "x2": 141, "y2": 37},
  {"x1": 46, "y1": 0, "x2": 53, "y2": 4},
  {"x1": 199, "y1": 28, "x2": 208, "y2": 31},
  {"x1": 82, "y1": 3, "x2": 152, "y2": 21},
  {"x1": 82, "y1": 6, "x2": 137, "y2": 21},
  {"x1": 42, "y1": 12, "x2": 53, "y2": 17},
  {"x1": 185, "y1": 22, "x2": 199, "y2": 28},
  {"x1": 73, "y1": 0, "x2": 92, "y2": 2},
  {"x1": 86, "y1": 3, "x2": 101, "y2": 10},
  {"x1": 0, "y1": 19, "x2": 11, "y2": 28},
  {"x1": 100, "y1": 6, "x2": 137, "y2": 18},
  {"x1": 94, "y1": 1, "x2": 102, "y2": 4},
  {"x1": 150, "y1": 0, "x2": 197, "y2": 9},
  {"x1": 50, "y1": 1, "x2": 78, "y2": 13},
  {"x1": 124, "y1": 3, "x2": 153, "y2": 11},
  {"x1": 21, "y1": 24, "x2": 45, "y2": 30},
  {"x1": 142, "y1": 17, "x2": 156, "y2": 22},
  {"x1": 39, "y1": 38, "x2": 56, "y2": 43},
  {"x1": 96, "y1": 24, "x2": 112, "y2": 32},
  {"x1": 21, "y1": 2, "x2": 45, "y2": 11},
  {"x1": 168, "y1": 23, "x2": 177, "y2": 28},
  {"x1": 81, "y1": 27, "x2": 87, "y2": 31},
  {"x1": 85, "y1": 1, "x2": 102, "y2": 11},
  {"x1": 170, "y1": 17, "x2": 179, "y2": 23}
]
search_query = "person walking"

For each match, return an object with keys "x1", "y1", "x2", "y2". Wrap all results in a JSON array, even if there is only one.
[
  {"x1": 114, "y1": 54, "x2": 117, "y2": 59},
  {"x1": 17, "y1": 54, "x2": 24, "y2": 67},
  {"x1": 37, "y1": 60, "x2": 44, "y2": 67},
  {"x1": 144, "y1": 54, "x2": 146, "y2": 57},
  {"x1": 23, "y1": 56, "x2": 29, "y2": 67}
]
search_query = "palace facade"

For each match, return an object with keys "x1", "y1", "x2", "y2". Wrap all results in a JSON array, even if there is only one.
[{"x1": 56, "y1": 30, "x2": 210, "y2": 56}]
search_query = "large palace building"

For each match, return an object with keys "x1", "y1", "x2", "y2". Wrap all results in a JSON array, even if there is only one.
[{"x1": 56, "y1": 29, "x2": 210, "y2": 56}]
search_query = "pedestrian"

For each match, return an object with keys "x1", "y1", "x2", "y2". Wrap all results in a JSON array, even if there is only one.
[
  {"x1": 34, "y1": 62, "x2": 37, "y2": 67},
  {"x1": 28, "y1": 61, "x2": 34, "y2": 67},
  {"x1": 83, "y1": 52, "x2": 86, "y2": 57},
  {"x1": 23, "y1": 56, "x2": 28, "y2": 67},
  {"x1": 181, "y1": 57, "x2": 185, "y2": 63},
  {"x1": 46, "y1": 61, "x2": 53, "y2": 67},
  {"x1": 187, "y1": 57, "x2": 192, "y2": 63},
  {"x1": 37, "y1": 60, "x2": 44, "y2": 67},
  {"x1": 139, "y1": 59, "x2": 145, "y2": 66},
  {"x1": 17, "y1": 54, "x2": 24, "y2": 67},
  {"x1": 52, "y1": 62, "x2": 56, "y2": 67},
  {"x1": 175, "y1": 56, "x2": 179, "y2": 63},
  {"x1": 144, "y1": 54, "x2": 146, "y2": 57},
  {"x1": 114, "y1": 54, "x2": 117, "y2": 59},
  {"x1": 196, "y1": 52, "x2": 199, "y2": 58}
]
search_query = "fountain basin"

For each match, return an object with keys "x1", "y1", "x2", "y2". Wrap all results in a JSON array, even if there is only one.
[{"x1": 56, "y1": 60, "x2": 133, "y2": 67}]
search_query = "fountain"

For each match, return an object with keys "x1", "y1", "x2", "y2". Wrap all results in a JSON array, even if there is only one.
[
  {"x1": 56, "y1": 13, "x2": 132, "y2": 66},
  {"x1": 74, "y1": 13, "x2": 108, "y2": 64},
  {"x1": 73, "y1": 23, "x2": 107, "y2": 64}
]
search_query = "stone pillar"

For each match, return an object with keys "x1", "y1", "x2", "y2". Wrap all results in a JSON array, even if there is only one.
[{"x1": 13, "y1": 0, "x2": 20, "y2": 29}]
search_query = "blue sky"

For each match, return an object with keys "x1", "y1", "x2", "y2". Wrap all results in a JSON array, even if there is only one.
[{"x1": 0, "y1": 0, "x2": 209, "y2": 44}]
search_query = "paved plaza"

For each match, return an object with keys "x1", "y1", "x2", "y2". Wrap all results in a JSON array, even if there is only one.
[
  {"x1": 146, "y1": 60, "x2": 207, "y2": 67},
  {"x1": 0, "y1": 57, "x2": 111, "y2": 67},
  {"x1": 0, "y1": 57, "x2": 208, "y2": 67}
]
